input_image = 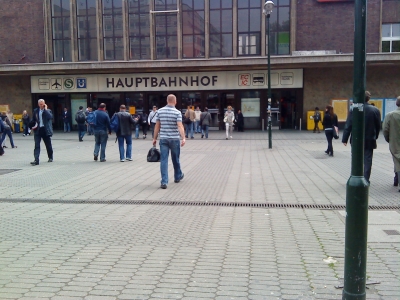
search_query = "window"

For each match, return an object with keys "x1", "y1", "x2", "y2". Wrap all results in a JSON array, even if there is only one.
[
  {"x1": 155, "y1": 0, "x2": 178, "y2": 59},
  {"x1": 266, "y1": 1, "x2": 290, "y2": 55},
  {"x1": 52, "y1": 0, "x2": 72, "y2": 62},
  {"x1": 382, "y1": 23, "x2": 400, "y2": 53},
  {"x1": 182, "y1": 0, "x2": 205, "y2": 58},
  {"x1": 103, "y1": 0, "x2": 124, "y2": 60},
  {"x1": 238, "y1": 0, "x2": 261, "y2": 56},
  {"x1": 210, "y1": 0, "x2": 233, "y2": 57},
  {"x1": 77, "y1": 0, "x2": 98, "y2": 61},
  {"x1": 129, "y1": 0, "x2": 151, "y2": 59}
]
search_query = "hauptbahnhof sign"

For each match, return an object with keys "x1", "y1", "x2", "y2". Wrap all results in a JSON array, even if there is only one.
[{"x1": 31, "y1": 69, "x2": 303, "y2": 93}]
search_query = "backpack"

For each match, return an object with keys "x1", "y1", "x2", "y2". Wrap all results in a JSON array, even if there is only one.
[
  {"x1": 314, "y1": 111, "x2": 321, "y2": 122},
  {"x1": 75, "y1": 111, "x2": 86, "y2": 124},
  {"x1": 86, "y1": 111, "x2": 96, "y2": 126},
  {"x1": 147, "y1": 147, "x2": 161, "y2": 162},
  {"x1": 110, "y1": 113, "x2": 120, "y2": 133}
]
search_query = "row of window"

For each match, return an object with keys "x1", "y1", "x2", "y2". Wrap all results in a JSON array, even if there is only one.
[{"x1": 51, "y1": 0, "x2": 290, "y2": 62}]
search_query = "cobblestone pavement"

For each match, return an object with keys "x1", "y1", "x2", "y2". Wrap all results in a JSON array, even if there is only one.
[{"x1": 0, "y1": 131, "x2": 399, "y2": 299}]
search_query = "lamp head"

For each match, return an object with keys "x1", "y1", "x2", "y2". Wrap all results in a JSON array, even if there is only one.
[{"x1": 263, "y1": 1, "x2": 274, "y2": 15}]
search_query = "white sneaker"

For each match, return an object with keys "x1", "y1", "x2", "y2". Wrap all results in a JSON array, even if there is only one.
[
  {"x1": 120, "y1": 159, "x2": 125, "y2": 162},
  {"x1": 23, "y1": 134, "x2": 26, "y2": 137},
  {"x1": 126, "y1": 158, "x2": 132, "y2": 161},
  {"x1": 230, "y1": 136, "x2": 233, "y2": 139}
]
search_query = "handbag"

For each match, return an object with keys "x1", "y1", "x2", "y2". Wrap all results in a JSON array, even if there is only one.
[
  {"x1": 333, "y1": 126, "x2": 339, "y2": 139},
  {"x1": 223, "y1": 116, "x2": 228, "y2": 123},
  {"x1": 147, "y1": 147, "x2": 160, "y2": 162}
]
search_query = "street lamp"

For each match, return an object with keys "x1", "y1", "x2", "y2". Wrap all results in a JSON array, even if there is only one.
[{"x1": 263, "y1": 1, "x2": 274, "y2": 149}]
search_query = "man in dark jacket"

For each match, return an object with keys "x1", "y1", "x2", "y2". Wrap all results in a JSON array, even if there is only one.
[
  {"x1": 200, "y1": 107, "x2": 212, "y2": 139},
  {"x1": 342, "y1": 91, "x2": 381, "y2": 183},
  {"x1": 75, "y1": 106, "x2": 86, "y2": 142},
  {"x1": 63, "y1": 108, "x2": 71, "y2": 132},
  {"x1": 93, "y1": 103, "x2": 111, "y2": 162},
  {"x1": 116, "y1": 105, "x2": 137, "y2": 162},
  {"x1": 30, "y1": 99, "x2": 54, "y2": 165}
]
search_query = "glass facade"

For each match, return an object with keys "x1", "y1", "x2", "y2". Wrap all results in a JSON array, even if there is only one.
[
  {"x1": 155, "y1": 0, "x2": 178, "y2": 59},
  {"x1": 103, "y1": 0, "x2": 124, "y2": 60},
  {"x1": 182, "y1": 0, "x2": 205, "y2": 58},
  {"x1": 382, "y1": 23, "x2": 400, "y2": 53},
  {"x1": 128, "y1": 0, "x2": 151, "y2": 60},
  {"x1": 52, "y1": 0, "x2": 72, "y2": 62},
  {"x1": 266, "y1": 0, "x2": 290, "y2": 55},
  {"x1": 210, "y1": 0, "x2": 233, "y2": 57},
  {"x1": 77, "y1": 0, "x2": 98, "y2": 61},
  {"x1": 238, "y1": 0, "x2": 262, "y2": 56}
]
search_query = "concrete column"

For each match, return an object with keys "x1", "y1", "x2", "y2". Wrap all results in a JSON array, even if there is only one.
[
  {"x1": 97, "y1": 0, "x2": 104, "y2": 61},
  {"x1": 70, "y1": 0, "x2": 78, "y2": 62},
  {"x1": 205, "y1": 0, "x2": 209, "y2": 59},
  {"x1": 177, "y1": 0, "x2": 182, "y2": 59},
  {"x1": 290, "y1": 0, "x2": 296, "y2": 53},
  {"x1": 150, "y1": 0, "x2": 155, "y2": 60},
  {"x1": 43, "y1": 0, "x2": 53, "y2": 63},
  {"x1": 123, "y1": 0, "x2": 129, "y2": 60},
  {"x1": 232, "y1": 0, "x2": 237, "y2": 58}
]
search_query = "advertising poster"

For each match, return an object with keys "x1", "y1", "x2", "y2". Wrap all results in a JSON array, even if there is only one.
[
  {"x1": 331, "y1": 99, "x2": 348, "y2": 122},
  {"x1": 242, "y1": 98, "x2": 260, "y2": 117}
]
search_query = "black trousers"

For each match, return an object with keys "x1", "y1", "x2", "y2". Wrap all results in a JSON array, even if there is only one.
[
  {"x1": 325, "y1": 130, "x2": 334, "y2": 154},
  {"x1": 142, "y1": 123, "x2": 148, "y2": 135},
  {"x1": 34, "y1": 127, "x2": 53, "y2": 163},
  {"x1": 364, "y1": 149, "x2": 374, "y2": 182}
]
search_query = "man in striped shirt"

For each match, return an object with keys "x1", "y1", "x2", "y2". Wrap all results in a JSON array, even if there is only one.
[{"x1": 153, "y1": 94, "x2": 186, "y2": 189}]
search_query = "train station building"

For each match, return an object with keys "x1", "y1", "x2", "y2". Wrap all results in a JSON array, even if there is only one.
[{"x1": 0, "y1": 0, "x2": 399, "y2": 130}]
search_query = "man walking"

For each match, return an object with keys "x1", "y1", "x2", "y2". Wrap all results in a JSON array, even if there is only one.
[
  {"x1": 184, "y1": 106, "x2": 196, "y2": 139},
  {"x1": 75, "y1": 106, "x2": 86, "y2": 142},
  {"x1": 200, "y1": 107, "x2": 212, "y2": 139},
  {"x1": 152, "y1": 94, "x2": 185, "y2": 189},
  {"x1": 30, "y1": 99, "x2": 54, "y2": 165},
  {"x1": 383, "y1": 96, "x2": 400, "y2": 192},
  {"x1": 313, "y1": 107, "x2": 321, "y2": 133},
  {"x1": 63, "y1": 107, "x2": 71, "y2": 132},
  {"x1": 148, "y1": 106, "x2": 158, "y2": 138},
  {"x1": 116, "y1": 105, "x2": 137, "y2": 162},
  {"x1": 93, "y1": 103, "x2": 111, "y2": 162},
  {"x1": 342, "y1": 91, "x2": 381, "y2": 183}
]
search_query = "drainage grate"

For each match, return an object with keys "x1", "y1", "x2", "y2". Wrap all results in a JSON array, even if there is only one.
[
  {"x1": 0, "y1": 198, "x2": 399, "y2": 210},
  {"x1": 383, "y1": 230, "x2": 400, "y2": 235},
  {"x1": 0, "y1": 169, "x2": 21, "y2": 176}
]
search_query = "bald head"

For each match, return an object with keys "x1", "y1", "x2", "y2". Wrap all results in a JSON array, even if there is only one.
[{"x1": 167, "y1": 94, "x2": 177, "y2": 106}]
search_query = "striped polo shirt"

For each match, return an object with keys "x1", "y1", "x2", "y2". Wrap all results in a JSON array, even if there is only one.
[{"x1": 155, "y1": 105, "x2": 182, "y2": 139}]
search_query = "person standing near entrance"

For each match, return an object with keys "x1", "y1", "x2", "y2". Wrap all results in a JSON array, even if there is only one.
[
  {"x1": 313, "y1": 107, "x2": 321, "y2": 133},
  {"x1": 1, "y1": 112, "x2": 17, "y2": 149},
  {"x1": 141, "y1": 111, "x2": 148, "y2": 139},
  {"x1": 30, "y1": 99, "x2": 53, "y2": 165},
  {"x1": 236, "y1": 109, "x2": 244, "y2": 132},
  {"x1": 93, "y1": 103, "x2": 111, "y2": 162},
  {"x1": 224, "y1": 106, "x2": 235, "y2": 140},
  {"x1": 148, "y1": 106, "x2": 158, "y2": 138},
  {"x1": 116, "y1": 105, "x2": 137, "y2": 162},
  {"x1": 184, "y1": 107, "x2": 195, "y2": 139},
  {"x1": 63, "y1": 108, "x2": 71, "y2": 132},
  {"x1": 194, "y1": 107, "x2": 202, "y2": 133},
  {"x1": 342, "y1": 91, "x2": 381, "y2": 183},
  {"x1": 200, "y1": 107, "x2": 212, "y2": 139},
  {"x1": 75, "y1": 106, "x2": 86, "y2": 142},
  {"x1": 383, "y1": 96, "x2": 400, "y2": 192},
  {"x1": 22, "y1": 110, "x2": 30, "y2": 136},
  {"x1": 152, "y1": 94, "x2": 185, "y2": 189}
]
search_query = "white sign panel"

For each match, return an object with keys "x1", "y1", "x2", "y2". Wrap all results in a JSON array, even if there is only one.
[
  {"x1": 242, "y1": 98, "x2": 260, "y2": 117},
  {"x1": 31, "y1": 69, "x2": 303, "y2": 93},
  {"x1": 385, "y1": 99, "x2": 397, "y2": 116}
]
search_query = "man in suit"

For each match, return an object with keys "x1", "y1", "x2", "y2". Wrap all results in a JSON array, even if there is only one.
[
  {"x1": 30, "y1": 99, "x2": 54, "y2": 165},
  {"x1": 63, "y1": 107, "x2": 71, "y2": 132},
  {"x1": 342, "y1": 91, "x2": 381, "y2": 183}
]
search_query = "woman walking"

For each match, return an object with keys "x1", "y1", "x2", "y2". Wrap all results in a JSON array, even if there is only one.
[
  {"x1": 1, "y1": 112, "x2": 17, "y2": 148},
  {"x1": 322, "y1": 105, "x2": 338, "y2": 157},
  {"x1": 22, "y1": 110, "x2": 30, "y2": 136},
  {"x1": 224, "y1": 106, "x2": 235, "y2": 140}
]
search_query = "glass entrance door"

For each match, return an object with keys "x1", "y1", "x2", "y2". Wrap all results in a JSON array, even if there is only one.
[{"x1": 148, "y1": 93, "x2": 169, "y2": 112}]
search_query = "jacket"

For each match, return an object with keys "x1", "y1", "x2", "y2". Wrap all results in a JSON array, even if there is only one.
[
  {"x1": 185, "y1": 109, "x2": 196, "y2": 122},
  {"x1": 32, "y1": 108, "x2": 53, "y2": 136},
  {"x1": 1, "y1": 115, "x2": 13, "y2": 131},
  {"x1": 383, "y1": 107, "x2": 400, "y2": 172},
  {"x1": 342, "y1": 102, "x2": 381, "y2": 149},
  {"x1": 322, "y1": 112, "x2": 338, "y2": 130},
  {"x1": 194, "y1": 110, "x2": 201, "y2": 121},
  {"x1": 75, "y1": 110, "x2": 86, "y2": 124},
  {"x1": 0, "y1": 116, "x2": 4, "y2": 132},
  {"x1": 200, "y1": 111, "x2": 212, "y2": 126},
  {"x1": 63, "y1": 110, "x2": 71, "y2": 123},
  {"x1": 22, "y1": 114, "x2": 30, "y2": 125},
  {"x1": 117, "y1": 111, "x2": 136, "y2": 136},
  {"x1": 94, "y1": 109, "x2": 111, "y2": 133},
  {"x1": 224, "y1": 111, "x2": 235, "y2": 124}
]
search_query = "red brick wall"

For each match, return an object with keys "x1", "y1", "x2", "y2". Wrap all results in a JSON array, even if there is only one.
[
  {"x1": 382, "y1": 0, "x2": 400, "y2": 23},
  {"x1": 0, "y1": 0, "x2": 45, "y2": 64},
  {"x1": 296, "y1": 0, "x2": 381, "y2": 54}
]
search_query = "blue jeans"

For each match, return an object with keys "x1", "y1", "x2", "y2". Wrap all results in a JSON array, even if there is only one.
[
  {"x1": 78, "y1": 124, "x2": 86, "y2": 140},
  {"x1": 135, "y1": 124, "x2": 140, "y2": 139},
  {"x1": 64, "y1": 122, "x2": 70, "y2": 132},
  {"x1": 118, "y1": 135, "x2": 132, "y2": 160},
  {"x1": 195, "y1": 120, "x2": 201, "y2": 133},
  {"x1": 202, "y1": 125, "x2": 209, "y2": 138},
  {"x1": 87, "y1": 123, "x2": 94, "y2": 134},
  {"x1": 1, "y1": 129, "x2": 15, "y2": 148},
  {"x1": 160, "y1": 139, "x2": 183, "y2": 185},
  {"x1": 185, "y1": 122, "x2": 194, "y2": 138},
  {"x1": 94, "y1": 130, "x2": 108, "y2": 161}
]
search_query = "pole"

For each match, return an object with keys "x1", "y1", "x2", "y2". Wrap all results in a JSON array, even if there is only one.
[
  {"x1": 342, "y1": 0, "x2": 369, "y2": 299},
  {"x1": 267, "y1": 13, "x2": 272, "y2": 149}
]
